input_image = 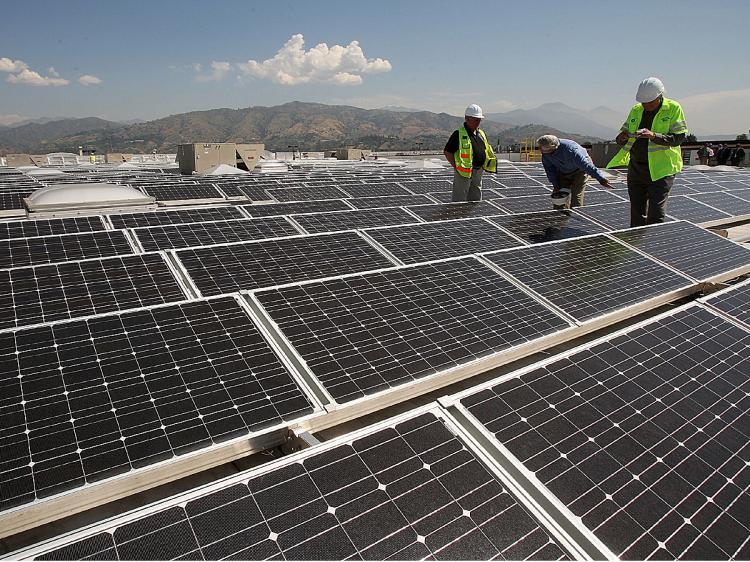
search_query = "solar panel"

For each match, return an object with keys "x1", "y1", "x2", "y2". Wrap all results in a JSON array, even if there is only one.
[
  {"x1": 242, "y1": 199, "x2": 352, "y2": 217},
  {"x1": 665, "y1": 195, "x2": 731, "y2": 224},
  {"x1": 109, "y1": 206, "x2": 245, "y2": 229},
  {"x1": 237, "y1": 184, "x2": 274, "y2": 201},
  {"x1": 21, "y1": 410, "x2": 571, "y2": 561},
  {"x1": 266, "y1": 186, "x2": 349, "y2": 202},
  {"x1": 132, "y1": 217, "x2": 299, "y2": 251},
  {"x1": 291, "y1": 207, "x2": 419, "y2": 234},
  {"x1": 363, "y1": 218, "x2": 523, "y2": 264},
  {"x1": 483, "y1": 235, "x2": 693, "y2": 323},
  {"x1": 611, "y1": 221, "x2": 750, "y2": 282},
  {"x1": 144, "y1": 184, "x2": 224, "y2": 202},
  {"x1": 0, "y1": 192, "x2": 33, "y2": 212},
  {"x1": 487, "y1": 211, "x2": 610, "y2": 244},
  {"x1": 702, "y1": 279, "x2": 750, "y2": 327},
  {"x1": 340, "y1": 183, "x2": 412, "y2": 197},
  {"x1": 255, "y1": 257, "x2": 570, "y2": 404},
  {"x1": 401, "y1": 180, "x2": 453, "y2": 194},
  {"x1": 0, "y1": 296, "x2": 315, "y2": 514},
  {"x1": 0, "y1": 217, "x2": 106, "y2": 240},
  {"x1": 581, "y1": 190, "x2": 626, "y2": 205},
  {"x1": 687, "y1": 192, "x2": 750, "y2": 216},
  {"x1": 459, "y1": 304, "x2": 750, "y2": 560},
  {"x1": 0, "y1": 231, "x2": 135, "y2": 270},
  {"x1": 0, "y1": 253, "x2": 187, "y2": 330},
  {"x1": 576, "y1": 202, "x2": 641, "y2": 230},
  {"x1": 345, "y1": 194, "x2": 434, "y2": 209},
  {"x1": 175, "y1": 232, "x2": 394, "y2": 295},
  {"x1": 492, "y1": 176, "x2": 545, "y2": 188},
  {"x1": 494, "y1": 195, "x2": 554, "y2": 214},
  {"x1": 406, "y1": 202, "x2": 506, "y2": 222}
]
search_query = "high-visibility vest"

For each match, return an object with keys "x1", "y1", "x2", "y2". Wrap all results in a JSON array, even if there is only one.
[
  {"x1": 454, "y1": 127, "x2": 497, "y2": 177},
  {"x1": 606, "y1": 98, "x2": 688, "y2": 181}
]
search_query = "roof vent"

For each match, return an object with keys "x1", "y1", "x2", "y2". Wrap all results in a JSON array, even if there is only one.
[{"x1": 25, "y1": 182, "x2": 156, "y2": 217}]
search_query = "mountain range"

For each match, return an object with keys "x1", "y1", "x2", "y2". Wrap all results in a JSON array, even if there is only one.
[{"x1": 0, "y1": 101, "x2": 605, "y2": 155}]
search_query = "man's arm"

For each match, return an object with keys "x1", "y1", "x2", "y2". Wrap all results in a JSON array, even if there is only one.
[
  {"x1": 541, "y1": 157, "x2": 560, "y2": 191},
  {"x1": 444, "y1": 150, "x2": 456, "y2": 169},
  {"x1": 572, "y1": 146, "x2": 610, "y2": 186}
]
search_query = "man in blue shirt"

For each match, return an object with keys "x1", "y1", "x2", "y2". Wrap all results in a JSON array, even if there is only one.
[{"x1": 537, "y1": 135, "x2": 612, "y2": 209}]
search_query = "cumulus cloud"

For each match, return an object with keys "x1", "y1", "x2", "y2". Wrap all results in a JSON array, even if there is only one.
[
  {"x1": 0, "y1": 57, "x2": 28, "y2": 73},
  {"x1": 237, "y1": 34, "x2": 391, "y2": 86},
  {"x1": 196, "y1": 61, "x2": 231, "y2": 82},
  {"x1": 6, "y1": 68, "x2": 69, "y2": 86},
  {"x1": 78, "y1": 74, "x2": 103, "y2": 85}
]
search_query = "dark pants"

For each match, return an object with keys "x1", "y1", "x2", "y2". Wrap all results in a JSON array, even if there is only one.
[
  {"x1": 552, "y1": 169, "x2": 586, "y2": 210},
  {"x1": 627, "y1": 166, "x2": 674, "y2": 227}
]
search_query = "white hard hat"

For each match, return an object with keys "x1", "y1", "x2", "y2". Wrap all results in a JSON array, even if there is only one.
[
  {"x1": 464, "y1": 104, "x2": 484, "y2": 118},
  {"x1": 551, "y1": 187, "x2": 571, "y2": 207},
  {"x1": 636, "y1": 77, "x2": 665, "y2": 103}
]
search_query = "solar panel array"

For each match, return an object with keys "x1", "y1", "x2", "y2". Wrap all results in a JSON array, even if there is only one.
[
  {"x1": 459, "y1": 304, "x2": 750, "y2": 560},
  {"x1": 703, "y1": 279, "x2": 750, "y2": 327},
  {"x1": 1, "y1": 162, "x2": 748, "y2": 559},
  {"x1": 0, "y1": 296, "x2": 315, "y2": 512},
  {"x1": 26, "y1": 411, "x2": 571, "y2": 561},
  {"x1": 255, "y1": 258, "x2": 571, "y2": 404}
]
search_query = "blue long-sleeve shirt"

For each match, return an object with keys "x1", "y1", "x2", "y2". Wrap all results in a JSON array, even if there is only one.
[{"x1": 541, "y1": 139, "x2": 606, "y2": 190}]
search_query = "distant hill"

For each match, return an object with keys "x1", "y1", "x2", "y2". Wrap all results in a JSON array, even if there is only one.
[
  {"x1": 0, "y1": 102, "x2": 602, "y2": 154},
  {"x1": 486, "y1": 102, "x2": 621, "y2": 140},
  {"x1": 0, "y1": 117, "x2": 122, "y2": 153}
]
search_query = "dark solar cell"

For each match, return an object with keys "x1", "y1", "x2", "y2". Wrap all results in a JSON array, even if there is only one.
[
  {"x1": 461, "y1": 305, "x2": 750, "y2": 560},
  {"x1": 483, "y1": 235, "x2": 692, "y2": 322},
  {"x1": 132, "y1": 217, "x2": 299, "y2": 251},
  {"x1": 487, "y1": 211, "x2": 610, "y2": 244},
  {"x1": 612, "y1": 221, "x2": 750, "y2": 281},
  {"x1": 576, "y1": 203, "x2": 641, "y2": 230},
  {"x1": 0, "y1": 231, "x2": 135, "y2": 269},
  {"x1": 401, "y1": 180, "x2": 453, "y2": 194},
  {"x1": 340, "y1": 183, "x2": 412, "y2": 197},
  {"x1": 0, "y1": 296, "x2": 314, "y2": 514},
  {"x1": 687, "y1": 192, "x2": 750, "y2": 216},
  {"x1": 109, "y1": 206, "x2": 245, "y2": 229},
  {"x1": 176, "y1": 232, "x2": 393, "y2": 295},
  {"x1": 256, "y1": 258, "x2": 569, "y2": 404},
  {"x1": 494, "y1": 195, "x2": 554, "y2": 214},
  {"x1": 291, "y1": 207, "x2": 418, "y2": 234},
  {"x1": 364, "y1": 218, "x2": 523, "y2": 264}
]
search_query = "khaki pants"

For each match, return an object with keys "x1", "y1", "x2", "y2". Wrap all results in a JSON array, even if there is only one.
[
  {"x1": 452, "y1": 168, "x2": 483, "y2": 202},
  {"x1": 553, "y1": 169, "x2": 586, "y2": 209}
]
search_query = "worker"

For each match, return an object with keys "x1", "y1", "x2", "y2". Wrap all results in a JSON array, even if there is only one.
[
  {"x1": 608, "y1": 77, "x2": 688, "y2": 227},
  {"x1": 537, "y1": 135, "x2": 612, "y2": 209},
  {"x1": 443, "y1": 104, "x2": 497, "y2": 202}
]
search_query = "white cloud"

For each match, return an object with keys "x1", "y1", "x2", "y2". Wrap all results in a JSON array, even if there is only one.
[
  {"x1": 680, "y1": 88, "x2": 750, "y2": 135},
  {"x1": 48, "y1": 67, "x2": 59, "y2": 77},
  {"x1": 196, "y1": 61, "x2": 231, "y2": 82},
  {"x1": 237, "y1": 34, "x2": 392, "y2": 86},
  {"x1": 78, "y1": 74, "x2": 103, "y2": 86},
  {"x1": 6, "y1": 68, "x2": 69, "y2": 86},
  {"x1": 0, "y1": 57, "x2": 28, "y2": 73}
]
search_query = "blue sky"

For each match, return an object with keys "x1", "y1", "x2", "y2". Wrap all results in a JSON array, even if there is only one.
[{"x1": 1, "y1": 0, "x2": 748, "y2": 135}]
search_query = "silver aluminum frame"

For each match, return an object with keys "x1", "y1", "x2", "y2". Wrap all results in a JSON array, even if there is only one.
[
  {"x1": 699, "y1": 276, "x2": 750, "y2": 329},
  {"x1": 0, "y1": 293, "x2": 326, "y2": 539}
]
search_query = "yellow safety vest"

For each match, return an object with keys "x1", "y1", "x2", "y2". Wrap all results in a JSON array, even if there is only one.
[
  {"x1": 606, "y1": 98, "x2": 688, "y2": 181},
  {"x1": 454, "y1": 127, "x2": 497, "y2": 177}
]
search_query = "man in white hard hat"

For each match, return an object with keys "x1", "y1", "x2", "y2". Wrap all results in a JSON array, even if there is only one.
[
  {"x1": 443, "y1": 104, "x2": 497, "y2": 202},
  {"x1": 608, "y1": 77, "x2": 688, "y2": 226},
  {"x1": 537, "y1": 135, "x2": 612, "y2": 210}
]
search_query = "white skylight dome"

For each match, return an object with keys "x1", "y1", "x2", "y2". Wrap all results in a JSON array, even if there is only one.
[{"x1": 25, "y1": 182, "x2": 155, "y2": 213}]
